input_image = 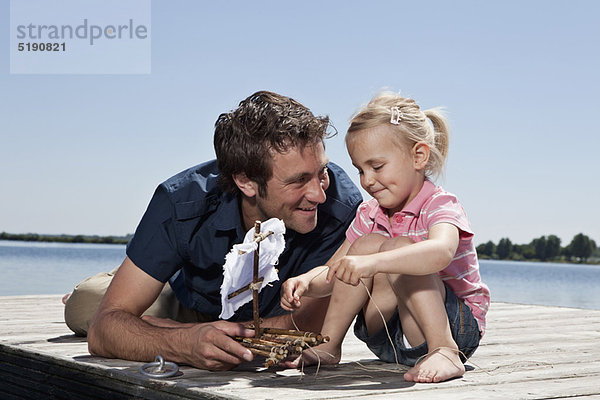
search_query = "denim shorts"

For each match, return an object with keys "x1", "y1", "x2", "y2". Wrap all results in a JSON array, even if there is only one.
[{"x1": 353, "y1": 284, "x2": 481, "y2": 366}]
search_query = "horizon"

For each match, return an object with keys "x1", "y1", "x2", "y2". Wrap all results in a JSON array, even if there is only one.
[
  {"x1": 2, "y1": 1, "x2": 598, "y2": 246},
  {"x1": 0, "y1": 229, "x2": 595, "y2": 248}
]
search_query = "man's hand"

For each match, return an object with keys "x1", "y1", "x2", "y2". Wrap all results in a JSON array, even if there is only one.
[
  {"x1": 184, "y1": 321, "x2": 255, "y2": 371},
  {"x1": 142, "y1": 315, "x2": 255, "y2": 370},
  {"x1": 88, "y1": 257, "x2": 256, "y2": 372}
]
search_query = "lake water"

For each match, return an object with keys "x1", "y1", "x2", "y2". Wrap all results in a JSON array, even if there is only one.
[
  {"x1": 479, "y1": 259, "x2": 600, "y2": 310},
  {"x1": 1, "y1": 240, "x2": 599, "y2": 310},
  {"x1": 0, "y1": 240, "x2": 126, "y2": 296}
]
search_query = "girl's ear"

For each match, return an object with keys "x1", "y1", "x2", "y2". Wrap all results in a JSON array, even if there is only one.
[
  {"x1": 232, "y1": 173, "x2": 258, "y2": 198},
  {"x1": 412, "y1": 142, "x2": 430, "y2": 170}
]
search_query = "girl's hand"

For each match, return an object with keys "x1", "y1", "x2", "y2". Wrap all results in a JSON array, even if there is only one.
[
  {"x1": 326, "y1": 255, "x2": 377, "y2": 286},
  {"x1": 280, "y1": 274, "x2": 310, "y2": 311}
]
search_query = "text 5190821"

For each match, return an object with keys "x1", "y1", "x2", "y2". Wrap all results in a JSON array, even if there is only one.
[{"x1": 18, "y1": 43, "x2": 66, "y2": 52}]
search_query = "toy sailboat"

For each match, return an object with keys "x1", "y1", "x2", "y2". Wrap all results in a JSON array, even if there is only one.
[{"x1": 220, "y1": 219, "x2": 329, "y2": 367}]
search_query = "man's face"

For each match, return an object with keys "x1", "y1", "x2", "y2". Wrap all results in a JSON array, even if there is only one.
[{"x1": 254, "y1": 143, "x2": 330, "y2": 234}]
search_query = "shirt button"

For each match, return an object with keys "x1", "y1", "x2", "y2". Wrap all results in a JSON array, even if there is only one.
[{"x1": 395, "y1": 215, "x2": 402, "y2": 223}]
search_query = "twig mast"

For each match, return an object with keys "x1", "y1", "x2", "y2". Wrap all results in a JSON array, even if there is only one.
[
  {"x1": 228, "y1": 219, "x2": 330, "y2": 367},
  {"x1": 253, "y1": 221, "x2": 261, "y2": 338}
]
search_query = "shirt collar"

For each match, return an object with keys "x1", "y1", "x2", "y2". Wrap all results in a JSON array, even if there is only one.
[
  {"x1": 367, "y1": 179, "x2": 436, "y2": 219},
  {"x1": 403, "y1": 179, "x2": 436, "y2": 216},
  {"x1": 211, "y1": 192, "x2": 243, "y2": 231},
  {"x1": 212, "y1": 192, "x2": 299, "y2": 243}
]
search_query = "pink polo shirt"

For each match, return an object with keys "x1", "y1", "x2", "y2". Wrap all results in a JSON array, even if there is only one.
[{"x1": 346, "y1": 180, "x2": 490, "y2": 335}]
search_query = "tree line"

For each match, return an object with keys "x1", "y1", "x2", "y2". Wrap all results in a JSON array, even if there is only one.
[
  {"x1": 477, "y1": 233, "x2": 598, "y2": 264},
  {"x1": 0, "y1": 231, "x2": 132, "y2": 245},
  {"x1": 2, "y1": 230, "x2": 598, "y2": 264}
]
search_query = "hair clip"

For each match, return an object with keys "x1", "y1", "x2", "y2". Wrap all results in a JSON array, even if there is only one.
[{"x1": 390, "y1": 106, "x2": 402, "y2": 125}]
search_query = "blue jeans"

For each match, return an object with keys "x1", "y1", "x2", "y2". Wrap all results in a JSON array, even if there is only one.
[{"x1": 353, "y1": 284, "x2": 481, "y2": 366}]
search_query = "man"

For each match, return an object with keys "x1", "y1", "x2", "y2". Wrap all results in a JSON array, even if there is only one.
[{"x1": 64, "y1": 91, "x2": 362, "y2": 371}]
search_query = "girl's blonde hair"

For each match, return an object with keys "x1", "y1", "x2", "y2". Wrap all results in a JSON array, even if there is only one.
[{"x1": 347, "y1": 91, "x2": 450, "y2": 180}]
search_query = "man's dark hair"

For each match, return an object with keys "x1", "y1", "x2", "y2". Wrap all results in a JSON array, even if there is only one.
[{"x1": 214, "y1": 91, "x2": 332, "y2": 197}]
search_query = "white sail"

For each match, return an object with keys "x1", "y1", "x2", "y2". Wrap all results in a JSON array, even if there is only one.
[{"x1": 219, "y1": 218, "x2": 286, "y2": 319}]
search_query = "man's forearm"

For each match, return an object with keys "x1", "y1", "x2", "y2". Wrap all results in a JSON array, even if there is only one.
[
  {"x1": 88, "y1": 308, "x2": 255, "y2": 371},
  {"x1": 88, "y1": 309, "x2": 187, "y2": 364}
]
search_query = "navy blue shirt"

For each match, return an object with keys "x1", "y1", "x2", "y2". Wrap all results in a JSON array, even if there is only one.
[{"x1": 126, "y1": 160, "x2": 362, "y2": 321}]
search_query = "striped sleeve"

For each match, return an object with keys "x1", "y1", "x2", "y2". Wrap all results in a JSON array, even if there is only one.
[
  {"x1": 345, "y1": 200, "x2": 375, "y2": 243},
  {"x1": 423, "y1": 192, "x2": 473, "y2": 239}
]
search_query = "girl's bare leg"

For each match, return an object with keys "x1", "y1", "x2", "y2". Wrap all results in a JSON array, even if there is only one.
[
  {"x1": 380, "y1": 237, "x2": 464, "y2": 383},
  {"x1": 392, "y1": 273, "x2": 464, "y2": 382},
  {"x1": 294, "y1": 234, "x2": 396, "y2": 367},
  {"x1": 263, "y1": 295, "x2": 330, "y2": 333}
]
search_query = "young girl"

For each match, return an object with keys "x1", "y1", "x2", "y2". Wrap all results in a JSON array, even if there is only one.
[{"x1": 280, "y1": 92, "x2": 490, "y2": 383}]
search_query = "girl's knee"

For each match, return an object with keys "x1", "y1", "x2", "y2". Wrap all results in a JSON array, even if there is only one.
[
  {"x1": 389, "y1": 272, "x2": 446, "y2": 300},
  {"x1": 379, "y1": 236, "x2": 415, "y2": 252},
  {"x1": 349, "y1": 233, "x2": 388, "y2": 255}
]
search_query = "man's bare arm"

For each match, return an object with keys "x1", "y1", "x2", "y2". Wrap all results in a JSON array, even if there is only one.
[{"x1": 87, "y1": 256, "x2": 254, "y2": 371}]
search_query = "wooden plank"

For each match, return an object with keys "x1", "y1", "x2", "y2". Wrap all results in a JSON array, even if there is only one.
[
  {"x1": 345, "y1": 375, "x2": 600, "y2": 400},
  {"x1": 0, "y1": 295, "x2": 599, "y2": 400},
  {"x1": 0, "y1": 344, "x2": 240, "y2": 400}
]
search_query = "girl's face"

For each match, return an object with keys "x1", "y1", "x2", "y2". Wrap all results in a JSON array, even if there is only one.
[{"x1": 346, "y1": 125, "x2": 427, "y2": 215}]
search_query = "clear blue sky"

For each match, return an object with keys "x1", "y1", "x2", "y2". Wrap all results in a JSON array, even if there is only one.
[{"x1": 1, "y1": 1, "x2": 598, "y2": 246}]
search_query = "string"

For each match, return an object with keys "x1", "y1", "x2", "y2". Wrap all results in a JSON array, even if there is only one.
[
  {"x1": 412, "y1": 346, "x2": 467, "y2": 375},
  {"x1": 290, "y1": 267, "x2": 546, "y2": 379},
  {"x1": 291, "y1": 312, "x2": 405, "y2": 380},
  {"x1": 288, "y1": 267, "x2": 403, "y2": 377},
  {"x1": 358, "y1": 278, "x2": 401, "y2": 368},
  {"x1": 290, "y1": 309, "x2": 322, "y2": 380},
  {"x1": 304, "y1": 267, "x2": 400, "y2": 368},
  {"x1": 289, "y1": 268, "x2": 401, "y2": 379},
  {"x1": 354, "y1": 360, "x2": 409, "y2": 373}
]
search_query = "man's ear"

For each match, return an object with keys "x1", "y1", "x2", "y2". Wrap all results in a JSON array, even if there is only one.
[
  {"x1": 412, "y1": 142, "x2": 430, "y2": 170},
  {"x1": 232, "y1": 173, "x2": 258, "y2": 197}
]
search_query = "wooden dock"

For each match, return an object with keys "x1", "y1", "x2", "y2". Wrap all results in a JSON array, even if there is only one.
[{"x1": 1, "y1": 295, "x2": 600, "y2": 399}]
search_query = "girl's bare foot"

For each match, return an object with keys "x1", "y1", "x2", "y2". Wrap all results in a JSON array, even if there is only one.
[
  {"x1": 282, "y1": 342, "x2": 342, "y2": 369},
  {"x1": 404, "y1": 347, "x2": 465, "y2": 383}
]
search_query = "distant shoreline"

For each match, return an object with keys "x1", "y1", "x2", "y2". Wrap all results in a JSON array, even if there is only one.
[
  {"x1": 0, "y1": 232, "x2": 131, "y2": 245},
  {"x1": 477, "y1": 255, "x2": 599, "y2": 266},
  {"x1": 1, "y1": 231, "x2": 597, "y2": 265}
]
